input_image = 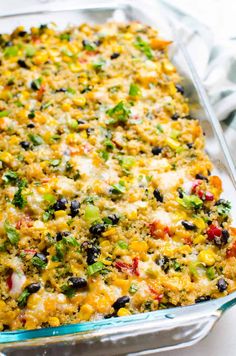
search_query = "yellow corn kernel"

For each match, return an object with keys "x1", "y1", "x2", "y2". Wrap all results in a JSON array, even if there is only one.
[
  {"x1": 117, "y1": 308, "x2": 131, "y2": 317},
  {"x1": 33, "y1": 52, "x2": 48, "y2": 65},
  {"x1": 62, "y1": 102, "x2": 71, "y2": 112},
  {"x1": 78, "y1": 304, "x2": 94, "y2": 321},
  {"x1": 123, "y1": 33, "x2": 133, "y2": 40},
  {"x1": 102, "y1": 228, "x2": 116, "y2": 237},
  {"x1": 21, "y1": 90, "x2": 30, "y2": 99},
  {"x1": 166, "y1": 137, "x2": 180, "y2": 150},
  {"x1": 127, "y1": 210, "x2": 137, "y2": 220},
  {"x1": 44, "y1": 298, "x2": 57, "y2": 313},
  {"x1": 113, "y1": 278, "x2": 130, "y2": 291},
  {"x1": 27, "y1": 294, "x2": 41, "y2": 309},
  {"x1": 193, "y1": 234, "x2": 206, "y2": 244},
  {"x1": 0, "y1": 300, "x2": 6, "y2": 309},
  {"x1": 48, "y1": 317, "x2": 60, "y2": 327},
  {"x1": 73, "y1": 96, "x2": 86, "y2": 107},
  {"x1": 198, "y1": 249, "x2": 216, "y2": 266},
  {"x1": 100, "y1": 240, "x2": 110, "y2": 248},
  {"x1": 70, "y1": 63, "x2": 82, "y2": 73},
  {"x1": 162, "y1": 60, "x2": 175, "y2": 74},
  {"x1": 0, "y1": 152, "x2": 13, "y2": 164},
  {"x1": 193, "y1": 217, "x2": 206, "y2": 230},
  {"x1": 54, "y1": 210, "x2": 67, "y2": 218},
  {"x1": 80, "y1": 130, "x2": 88, "y2": 139},
  {"x1": 178, "y1": 245, "x2": 192, "y2": 255},
  {"x1": 130, "y1": 240, "x2": 148, "y2": 253}
]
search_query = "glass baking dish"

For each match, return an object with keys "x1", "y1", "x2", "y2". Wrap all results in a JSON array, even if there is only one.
[{"x1": 0, "y1": 0, "x2": 236, "y2": 354}]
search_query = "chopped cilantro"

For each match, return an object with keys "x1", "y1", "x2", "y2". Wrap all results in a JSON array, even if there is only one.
[
  {"x1": 2, "y1": 170, "x2": 18, "y2": 184},
  {"x1": 177, "y1": 194, "x2": 203, "y2": 210},
  {"x1": 135, "y1": 36, "x2": 153, "y2": 60},
  {"x1": 12, "y1": 179, "x2": 27, "y2": 209},
  {"x1": 87, "y1": 261, "x2": 104, "y2": 276},
  {"x1": 28, "y1": 134, "x2": 44, "y2": 146},
  {"x1": 106, "y1": 101, "x2": 130, "y2": 124},
  {"x1": 4, "y1": 220, "x2": 19, "y2": 245},
  {"x1": 18, "y1": 288, "x2": 30, "y2": 307},
  {"x1": 129, "y1": 83, "x2": 141, "y2": 97},
  {"x1": 111, "y1": 180, "x2": 126, "y2": 195}
]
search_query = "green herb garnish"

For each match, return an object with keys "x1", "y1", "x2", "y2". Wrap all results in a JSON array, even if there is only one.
[
  {"x1": 87, "y1": 261, "x2": 104, "y2": 276},
  {"x1": 135, "y1": 36, "x2": 153, "y2": 60},
  {"x1": 28, "y1": 134, "x2": 44, "y2": 146},
  {"x1": 4, "y1": 220, "x2": 19, "y2": 245},
  {"x1": 106, "y1": 101, "x2": 130, "y2": 124}
]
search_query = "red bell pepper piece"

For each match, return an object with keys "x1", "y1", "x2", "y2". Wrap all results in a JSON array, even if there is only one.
[
  {"x1": 226, "y1": 241, "x2": 236, "y2": 258},
  {"x1": 207, "y1": 224, "x2": 222, "y2": 240},
  {"x1": 149, "y1": 286, "x2": 163, "y2": 301}
]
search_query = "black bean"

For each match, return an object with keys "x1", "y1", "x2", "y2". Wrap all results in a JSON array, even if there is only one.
[
  {"x1": 86, "y1": 246, "x2": 100, "y2": 265},
  {"x1": 104, "y1": 313, "x2": 116, "y2": 319},
  {"x1": 20, "y1": 141, "x2": 30, "y2": 150},
  {"x1": 112, "y1": 296, "x2": 130, "y2": 310},
  {"x1": 27, "y1": 123, "x2": 35, "y2": 128},
  {"x1": 94, "y1": 39, "x2": 102, "y2": 47},
  {"x1": 68, "y1": 277, "x2": 87, "y2": 289},
  {"x1": 151, "y1": 146, "x2": 163, "y2": 155},
  {"x1": 77, "y1": 120, "x2": 86, "y2": 125},
  {"x1": 156, "y1": 256, "x2": 170, "y2": 273},
  {"x1": 186, "y1": 143, "x2": 193, "y2": 149},
  {"x1": 18, "y1": 31, "x2": 27, "y2": 37},
  {"x1": 215, "y1": 199, "x2": 226, "y2": 206},
  {"x1": 153, "y1": 188, "x2": 163, "y2": 202},
  {"x1": 17, "y1": 59, "x2": 29, "y2": 69},
  {"x1": 27, "y1": 283, "x2": 41, "y2": 294},
  {"x1": 217, "y1": 278, "x2": 228, "y2": 292},
  {"x1": 181, "y1": 220, "x2": 196, "y2": 231},
  {"x1": 177, "y1": 188, "x2": 184, "y2": 198},
  {"x1": 86, "y1": 128, "x2": 94, "y2": 136},
  {"x1": 195, "y1": 295, "x2": 211, "y2": 303},
  {"x1": 89, "y1": 223, "x2": 106, "y2": 236},
  {"x1": 56, "y1": 231, "x2": 70, "y2": 241},
  {"x1": 171, "y1": 113, "x2": 179, "y2": 121},
  {"x1": 70, "y1": 200, "x2": 80, "y2": 217},
  {"x1": 55, "y1": 88, "x2": 67, "y2": 93},
  {"x1": 110, "y1": 52, "x2": 120, "y2": 60},
  {"x1": 5, "y1": 41, "x2": 13, "y2": 47},
  {"x1": 34, "y1": 253, "x2": 47, "y2": 263},
  {"x1": 53, "y1": 198, "x2": 68, "y2": 211},
  {"x1": 175, "y1": 84, "x2": 184, "y2": 95},
  {"x1": 214, "y1": 229, "x2": 229, "y2": 247},
  {"x1": 195, "y1": 173, "x2": 208, "y2": 182},
  {"x1": 107, "y1": 214, "x2": 120, "y2": 225},
  {"x1": 28, "y1": 111, "x2": 35, "y2": 119},
  {"x1": 222, "y1": 229, "x2": 230, "y2": 243}
]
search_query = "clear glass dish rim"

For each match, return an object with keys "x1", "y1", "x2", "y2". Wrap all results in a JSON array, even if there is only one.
[{"x1": 0, "y1": 0, "x2": 236, "y2": 344}]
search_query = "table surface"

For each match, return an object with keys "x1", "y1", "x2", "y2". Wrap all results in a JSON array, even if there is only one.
[{"x1": 1, "y1": 1, "x2": 236, "y2": 355}]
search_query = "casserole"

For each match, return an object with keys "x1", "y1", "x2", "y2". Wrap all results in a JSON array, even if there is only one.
[{"x1": 0, "y1": 0, "x2": 236, "y2": 354}]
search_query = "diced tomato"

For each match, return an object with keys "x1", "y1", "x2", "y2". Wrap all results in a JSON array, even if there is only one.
[
  {"x1": 132, "y1": 257, "x2": 140, "y2": 276},
  {"x1": 37, "y1": 85, "x2": 45, "y2": 101},
  {"x1": 205, "y1": 192, "x2": 214, "y2": 201},
  {"x1": 115, "y1": 258, "x2": 140, "y2": 276},
  {"x1": 23, "y1": 249, "x2": 37, "y2": 254},
  {"x1": 149, "y1": 286, "x2": 163, "y2": 301},
  {"x1": 207, "y1": 224, "x2": 222, "y2": 241},
  {"x1": 226, "y1": 241, "x2": 236, "y2": 258},
  {"x1": 149, "y1": 221, "x2": 168, "y2": 239},
  {"x1": 16, "y1": 216, "x2": 32, "y2": 230},
  {"x1": 192, "y1": 180, "x2": 201, "y2": 193},
  {"x1": 115, "y1": 261, "x2": 130, "y2": 272},
  {"x1": 6, "y1": 274, "x2": 12, "y2": 290}
]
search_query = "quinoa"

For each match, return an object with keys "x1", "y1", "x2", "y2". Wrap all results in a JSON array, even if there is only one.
[{"x1": 0, "y1": 22, "x2": 235, "y2": 331}]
